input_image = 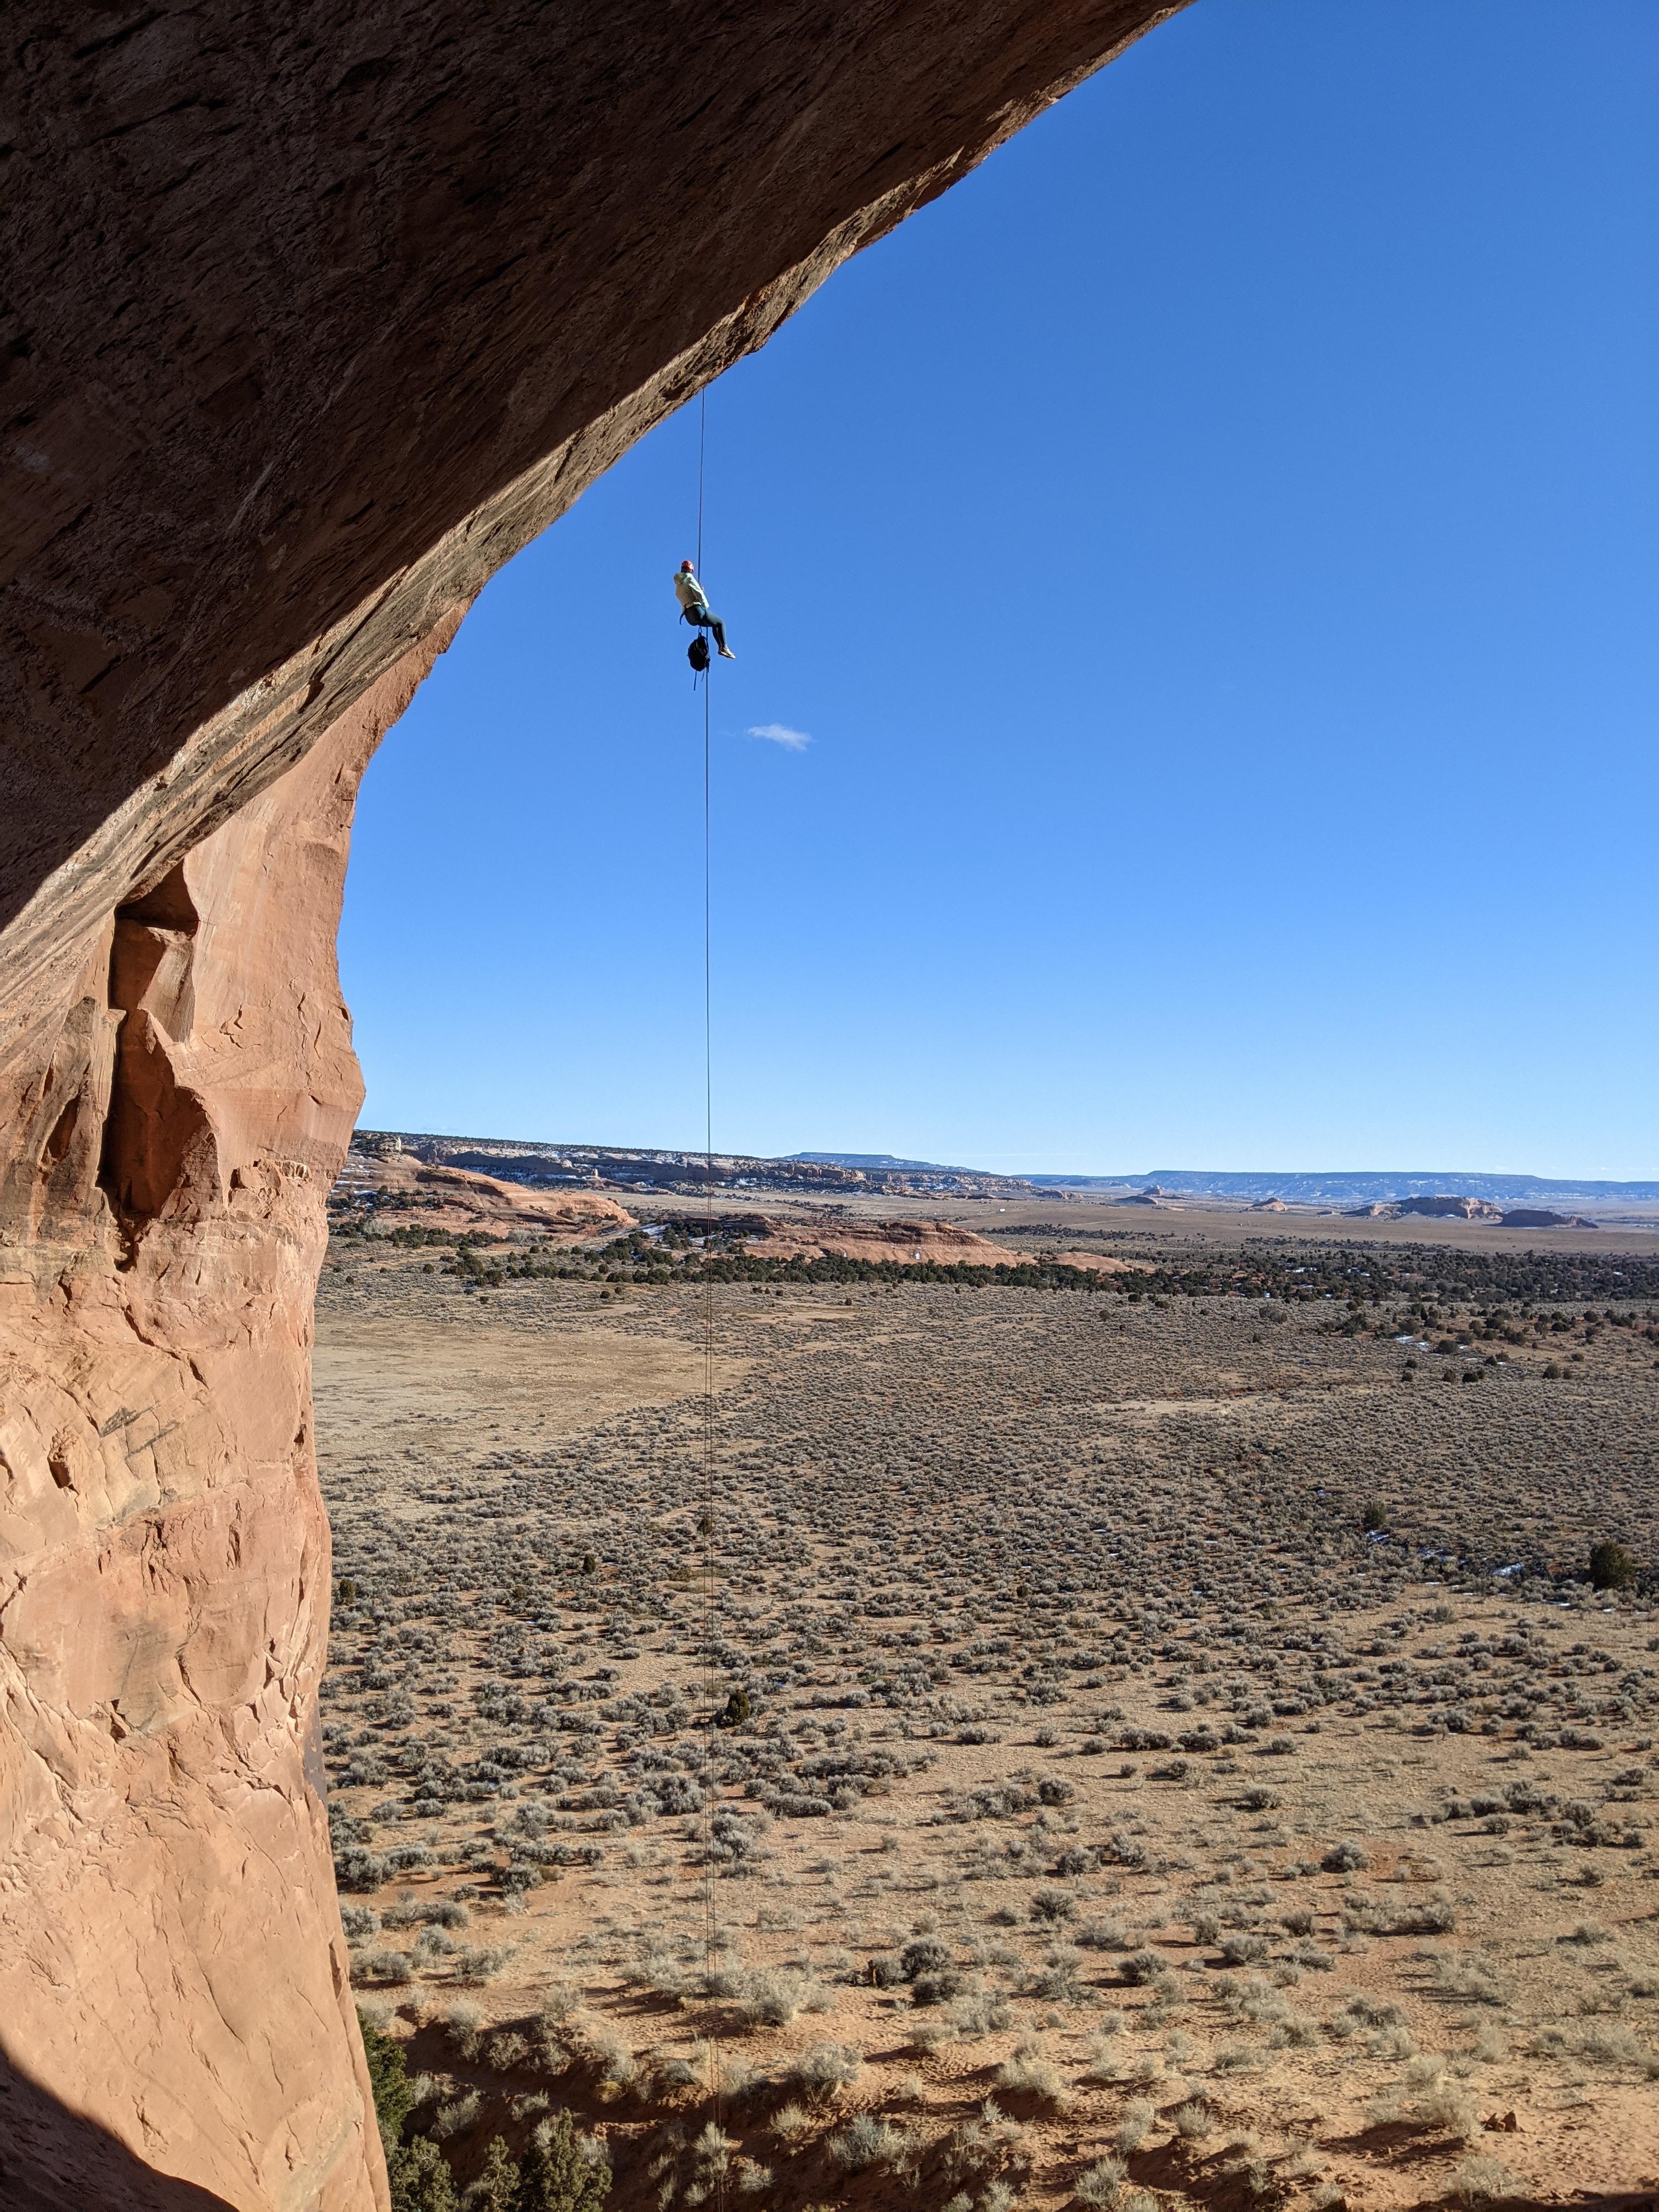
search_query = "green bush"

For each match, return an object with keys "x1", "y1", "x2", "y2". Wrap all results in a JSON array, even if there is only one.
[
  {"x1": 515, "y1": 2112, "x2": 610, "y2": 2212},
  {"x1": 358, "y1": 2011, "x2": 456, "y2": 2211},
  {"x1": 398, "y1": 2139, "x2": 458, "y2": 2212},
  {"x1": 359, "y1": 2012, "x2": 415, "y2": 2159},
  {"x1": 469, "y1": 2138, "x2": 521, "y2": 2212},
  {"x1": 1589, "y1": 1540, "x2": 1636, "y2": 1591}
]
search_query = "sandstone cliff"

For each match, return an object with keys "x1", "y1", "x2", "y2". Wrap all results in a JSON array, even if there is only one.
[
  {"x1": 0, "y1": 641, "x2": 449, "y2": 2212},
  {"x1": 0, "y1": 3, "x2": 1180, "y2": 2202}
]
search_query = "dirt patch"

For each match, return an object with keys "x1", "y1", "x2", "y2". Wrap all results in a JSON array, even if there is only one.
[{"x1": 313, "y1": 1318, "x2": 741, "y2": 1471}]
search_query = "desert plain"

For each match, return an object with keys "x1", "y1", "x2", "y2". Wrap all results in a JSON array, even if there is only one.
[{"x1": 314, "y1": 1190, "x2": 1659, "y2": 2211}]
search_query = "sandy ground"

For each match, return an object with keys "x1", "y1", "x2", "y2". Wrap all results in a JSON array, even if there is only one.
[
  {"x1": 314, "y1": 1318, "x2": 742, "y2": 1463},
  {"x1": 313, "y1": 1223, "x2": 1659, "y2": 2212}
]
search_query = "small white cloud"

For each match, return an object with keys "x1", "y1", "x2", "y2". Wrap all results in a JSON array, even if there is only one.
[{"x1": 746, "y1": 722, "x2": 811, "y2": 752}]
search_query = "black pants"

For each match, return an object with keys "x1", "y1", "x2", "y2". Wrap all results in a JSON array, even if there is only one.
[{"x1": 685, "y1": 608, "x2": 729, "y2": 653}]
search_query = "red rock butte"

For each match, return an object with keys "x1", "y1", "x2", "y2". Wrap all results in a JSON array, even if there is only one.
[{"x1": 0, "y1": 5, "x2": 1180, "y2": 2204}]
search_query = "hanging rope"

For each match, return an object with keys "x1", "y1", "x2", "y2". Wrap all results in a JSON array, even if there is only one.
[
  {"x1": 696, "y1": 387, "x2": 706, "y2": 583},
  {"x1": 693, "y1": 387, "x2": 727, "y2": 2200}
]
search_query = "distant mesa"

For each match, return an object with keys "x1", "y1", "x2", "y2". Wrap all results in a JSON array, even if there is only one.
[
  {"x1": 1400, "y1": 1195, "x2": 1505, "y2": 1222},
  {"x1": 1499, "y1": 1207, "x2": 1598, "y2": 1231},
  {"x1": 350, "y1": 1136, "x2": 1652, "y2": 1217},
  {"x1": 782, "y1": 1151, "x2": 1029, "y2": 1197},
  {"x1": 791, "y1": 1150, "x2": 954, "y2": 1173},
  {"x1": 1345, "y1": 1196, "x2": 1504, "y2": 1222},
  {"x1": 355, "y1": 1136, "x2": 1029, "y2": 1200},
  {"x1": 1037, "y1": 1167, "x2": 1659, "y2": 1206},
  {"x1": 1346, "y1": 1194, "x2": 1598, "y2": 1230}
]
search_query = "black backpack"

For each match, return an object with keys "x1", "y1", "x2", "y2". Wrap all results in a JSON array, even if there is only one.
[{"x1": 687, "y1": 632, "x2": 710, "y2": 673}]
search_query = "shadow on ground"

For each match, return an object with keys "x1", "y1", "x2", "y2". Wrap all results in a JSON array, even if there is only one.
[{"x1": 0, "y1": 2045, "x2": 238, "y2": 2212}]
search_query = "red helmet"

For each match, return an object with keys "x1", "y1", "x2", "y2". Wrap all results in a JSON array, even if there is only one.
[{"x1": 680, "y1": 558, "x2": 695, "y2": 570}]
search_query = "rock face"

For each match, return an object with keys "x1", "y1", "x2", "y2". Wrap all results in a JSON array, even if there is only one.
[
  {"x1": 0, "y1": 3, "x2": 1180, "y2": 2203},
  {"x1": 0, "y1": 641, "x2": 448, "y2": 2212}
]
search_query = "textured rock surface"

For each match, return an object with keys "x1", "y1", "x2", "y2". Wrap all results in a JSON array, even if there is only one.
[
  {"x1": 0, "y1": 640, "x2": 451, "y2": 2212},
  {"x1": 0, "y1": 3, "x2": 1180, "y2": 2203}
]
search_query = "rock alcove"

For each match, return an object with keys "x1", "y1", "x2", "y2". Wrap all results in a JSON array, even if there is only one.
[{"x1": 0, "y1": 4, "x2": 1180, "y2": 2203}]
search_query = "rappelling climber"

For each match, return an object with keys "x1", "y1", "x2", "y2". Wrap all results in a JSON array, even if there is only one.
[{"x1": 674, "y1": 558, "x2": 736, "y2": 660}]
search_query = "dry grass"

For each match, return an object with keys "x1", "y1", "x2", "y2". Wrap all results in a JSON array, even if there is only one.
[{"x1": 313, "y1": 1212, "x2": 1659, "y2": 2208}]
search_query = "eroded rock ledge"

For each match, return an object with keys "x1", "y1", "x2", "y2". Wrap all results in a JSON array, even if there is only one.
[{"x1": 0, "y1": 4, "x2": 1178, "y2": 2203}]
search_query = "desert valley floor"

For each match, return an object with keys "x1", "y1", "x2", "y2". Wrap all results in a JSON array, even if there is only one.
[{"x1": 313, "y1": 1206, "x2": 1659, "y2": 2211}]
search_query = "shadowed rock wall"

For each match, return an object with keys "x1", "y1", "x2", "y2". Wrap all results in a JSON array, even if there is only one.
[{"x1": 0, "y1": 3, "x2": 1179, "y2": 2202}]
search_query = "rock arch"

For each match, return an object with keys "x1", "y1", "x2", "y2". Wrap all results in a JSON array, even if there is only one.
[{"x1": 0, "y1": 4, "x2": 1178, "y2": 2202}]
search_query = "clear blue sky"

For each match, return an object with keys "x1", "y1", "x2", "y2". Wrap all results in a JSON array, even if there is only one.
[{"x1": 341, "y1": 0, "x2": 1658, "y2": 1178}]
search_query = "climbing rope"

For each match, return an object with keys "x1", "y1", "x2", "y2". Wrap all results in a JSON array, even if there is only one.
[{"x1": 693, "y1": 387, "x2": 727, "y2": 2200}]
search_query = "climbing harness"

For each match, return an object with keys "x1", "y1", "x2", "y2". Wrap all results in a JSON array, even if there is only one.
[{"x1": 682, "y1": 439, "x2": 726, "y2": 678}]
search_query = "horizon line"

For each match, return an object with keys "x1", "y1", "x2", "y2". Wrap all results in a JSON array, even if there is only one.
[{"x1": 352, "y1": 1128, "x2": 1657, "y2": 1190}]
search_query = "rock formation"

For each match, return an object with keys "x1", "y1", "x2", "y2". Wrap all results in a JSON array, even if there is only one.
[
  {"x1": 0, "y1": 3, "x2": 1180, "y2": 2202},
  {"x1": 0, "y1": 648, "x2": 442, "y2": 2212},
  {"x1": 332, "y1": 1150, "x2": 636, "y2": 1241},
  {"x1": 1040, "y1": 1247, "x2": 1141, "y2": 1274},
  {"x1": 1397, "y1": 1195, "x2": 1506, "y2": 1222},
  {"x1": 741, "y1": 1215, "x2": 1015, "y2": 1267}
]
